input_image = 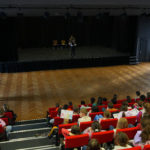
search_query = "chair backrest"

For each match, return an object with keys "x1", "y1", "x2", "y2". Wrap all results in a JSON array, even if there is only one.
[
  {"x1": 101, "y1": 118, "x2": 118, "y2": 130},
  {"x1": 144, "y1": 145, "x2": 150, "y2": 150},
  {"x1": 114, "y1": 104, "x2": 122, "y2": 109},
  {"x1": 49, "y1": 110, "x2": 58, "y2": 118},
  {"x1": 116, "y1": 127, "x2": 138, "y2": 139},
  {"x1": 72, "y1": 115, "x2": 80, "y2": 123},
  {"x1": 91, "y1": 130, "x2": 114, "y2": 144},
  {"x1": 4, "y1": 112, "x2": 13, "y2": 119},
  {"x1": 1, "y1": 118, "x2": 9, "y2": 125},
  {"x1": 102, "y1": 101, "x2": 108, "y2": 105},
  {"x1": 124, "y1": 116, "x2": 137, "y2": 125},
  {"x1": 122, "y1": 146, "x2": 141, "y2": 150},
  {"x1": 128, "y1": 103, "x2": 135, "y2": 107},
  {"x1": 65, "y1": 134, "x2": 89, "y2": 149},
  {"x1": 89, "y1": 112, "x2": 103, "y2": 121},
  {"x1": 86, "y1": 108, "x2": 91, "y2": 112},
  {"x1": 58, "y1": 123, "x2": 77, "y2": 135},
  {"x1": 117, "y1": 99, "x2": 126, "y2": 104},
  {"x1": 48, "y1": 107, "x2": 56, "y2": 112},
  {"x1": 88, "y1": 104, "x2": 92, "y2": 107},
  {"x1": 98, "y1": 105, "x2": 107, "y2": 112},
  {"x1": 53, "y1": 117, "x2": 64, "y2": 126},
  {"x1": 80, "y1": 121, "x2": 93, "y2": 132},
  {"x1": 0, "y1": 124, "x2": 4, "y2": 133}
]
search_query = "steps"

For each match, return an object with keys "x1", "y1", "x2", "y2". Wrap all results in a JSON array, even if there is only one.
[{"x1": 0, "y1": 119, "x2": 58, "y2": 150}]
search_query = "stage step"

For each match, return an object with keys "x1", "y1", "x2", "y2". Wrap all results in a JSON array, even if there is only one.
[
  {"x1": 0, "y1": 136, "x2": 56, "y2": 150},
  {"x1": 9, "y1": 127, "x2": 50, "y2": 139},
  {"x1": 129, "y1": 56, "x2": 139, "y2": 65},
  {"x1": 15, "y1": 118, "x2": 46, "y2": 125},
  {"x1": 13, "y1": 122, "x2": 48, "y2": 131}
]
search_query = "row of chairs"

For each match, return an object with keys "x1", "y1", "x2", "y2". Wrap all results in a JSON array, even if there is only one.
[
  {"x1": 58, "y1": 116, "x2": 137, "y2": 135},
  {"x1": 63, "y1": 127, "x2": 140, "y2": 149}
]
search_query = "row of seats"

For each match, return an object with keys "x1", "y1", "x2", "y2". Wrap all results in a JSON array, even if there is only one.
[{"x1": 63, "y1": 127, "x2": 139, "y2": 149}]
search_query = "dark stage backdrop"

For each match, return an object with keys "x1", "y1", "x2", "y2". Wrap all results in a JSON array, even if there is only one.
[{"x1": 0, "y1": 16, "x2": 137, "y2": 62}]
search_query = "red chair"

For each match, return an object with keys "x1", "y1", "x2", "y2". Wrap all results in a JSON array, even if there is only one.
[
  {"x1": 144, "y1": 145, "x2": 150, "y2": 150},
  {"x1": 0, "y1": 125, "x2": 4, "y2": 133},
  {"x1": 98, "y1": 105, "x2": 107, "y2": 112},
  {"x1": 58, "y1": 123, "x2": 77, "y2": 135},
  {"x1": 53, "y1": 117, "x2": 64, "y2": 126},
  {"x1": 49, "y1": 110, "x2": 58, "y2": 118},
  {"x1": 48, "y1": 107, "x2": 56, "y2": 112},
  {"x1": 117, "y1": 99, "x2": 126, "y2": 104},
  {"x1": 91, "y1": 130, "x2": 114, "y2": 144},
  {"x1": 124, "y1": 116, "x2": 137, "y2": 125},
  {"x1": 101, "y1": 118, "x2": 118, "y2": 130},
  {"x1": 4, "y1": 112, "x2": 13, "y2": 120},
  {"x1": 128, "y1": 103, "x2": 135, "y2": 107},
  {"x1": 86, "y1": 108, "x2": 91, "y2": 112},
  {"x1": 1, "y1": 118, "x2": 9, "y2": 125},
  {"x1": 89, "y1": 112, "x2": 103, "y2": 121},
  {"x1": 88, "y1": 104, "x2": 92, "y2": 107},
  {"x1": 78, "y1": 105, "x2": 87, "y2": 108},
  {"x1": 122, "y1": 146, "x2": 141, "y2": 150},
  {"x1": 114, "y1": 104, "x2": 122, "y2": 109},
  {"x1": 116, "y1": 127, "x2": 138, "y2": 139},
  {"x1": 80, "y1": 121, "x2": 93, "y2": 132},
  {"x1": 65, "y1": 134, "x2": 89, "y2": 149},
  {"x1": 102, "y1": 101, "x2": 108, "y2": 105},
  {"x1": 71, "y1": 115, "x2": 80, "y2": 123},
  {"x1": 68, "y1": 106, "x2": 73, "y2": 110}
]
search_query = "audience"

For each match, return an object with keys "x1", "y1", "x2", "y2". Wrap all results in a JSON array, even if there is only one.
[
  {"x1": 97, "y1": 97, "x2": 103, "y2": 106},
  {"x1": 107, "y1": 102, "x2": 118, "y2": 112}
]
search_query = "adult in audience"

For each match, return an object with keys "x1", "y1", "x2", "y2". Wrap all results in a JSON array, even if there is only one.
[
  {"x1": 98, "y1": 110, "x2": 111, "y2": 122},
  {"x1": 90, "y1": 97, "x2": 96, "y2": 106},
  {"x1": 0, "y1": 110, "x2": 12, "y2": 138},
  {"x1": 97, "y1": 97, "x2": 103, "y2": 106},
  {"x1": 78, "y1": 108, "x2": 91, "y2": 125},
  {"x1": 140, "y1": 95, "x2": 146, "y2": 102},
  {"x1": 113, "y1": 132, "x2": 132, "y2": 149},
  {"x1": 83, "y1": 121, "x2": 101, "y2": 138},
  {"x1": 87, "y1": 139, "x2": 104, "y2": 150},
  {"x1": 73, "y1": 106, "x2": 79, "y2": 115},
  {"x1": 126, "y1": 96, "x2": 131, "y2": 103},
  {"x1": 80, "y1": 100, "x2": 86, "y2": 108},
  {"x1": 116, "y1": 118, "x2": 128, "y2": 130},
  {"x1": 111, "y1": 94, "x2": 117, "y2": 104},
  {"x1": 135, "y1": 91, "x2": 141, "y2": 101},
  {"x1": 117, "y1": 105, "x2": 128, "y2": 119}
]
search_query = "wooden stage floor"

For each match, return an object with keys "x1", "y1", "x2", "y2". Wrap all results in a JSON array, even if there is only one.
[{"x1": 0, "y1": 63, "x2": 150, "y2": 121}]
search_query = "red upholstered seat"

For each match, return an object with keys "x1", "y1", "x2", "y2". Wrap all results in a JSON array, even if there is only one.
[
  {"x1": 4, "y1": 112, "x2": 13, "y2": 119},
  {"x1": 1, "y1": 118, "x2": 9, "y2": 125},
  {"x1": 53, "y1": 117, "x2": 64, "y2": 126},
  {"x1": 128, "y1": 103, "x2": 135, "y2": 107},
  {"x1": 116, "y1": 127, "x2": 138, "y2": 139},
  {"x1": 114, "y1": 104, "x2": 122, "y2": 109},
  {"x1": 117, "y1": 99, "x2": 126, "y2": 104},
  {"x1": 72, "y1": 115, "x2": 80, "y2": 123},
  {"x1": 65, "y1": 134, "x2": 89, "y2": 149},
  {"x1": 0, "y1": 124, "x2": 4, "y2": 133},
  {"x1": 101, "y1": 118, "x2": 118, "y2": 130},
  {"x1": 89, "y1": 112, "x2": 103, "y2": 121},
  {"x1": 143, "y1": 145, "x2": 150, "y2": 150},
  {"x1": 124, "y1": 116, "x2": 137, "y2": 125},
  {"x1": 48, "y1": 107, "x2": 56, "y2": 112},
  {"x1": 49, "y1": 110, "x2": 58, "y2": 118},
  {"x1": 91, "y1": 130, "x2": 114, "y2": 144},
  {"x1": 122, "y1": 146, "x2": 141, "y2": 150},
  {"x1": 58, "y1": 123, "x2": 77, "y2": 135},
  {"x1": 88, "y1": 104, "x2": 92, "y2": 107},
  {"x1": 98, "y1": 105, "x2": 107, "y2": 112},
  {"x1": 80, "y1": 121, "x2": 93, "y2": 132}
]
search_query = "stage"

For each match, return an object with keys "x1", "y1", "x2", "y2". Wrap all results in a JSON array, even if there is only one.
[{"x1": 18, "y1": 46, "x2": 129, "y2": 62}]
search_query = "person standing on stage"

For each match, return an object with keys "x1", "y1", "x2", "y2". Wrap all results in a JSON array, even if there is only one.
[{"x1": 68, "y1": 35, "x2": 77, "y2": 58}]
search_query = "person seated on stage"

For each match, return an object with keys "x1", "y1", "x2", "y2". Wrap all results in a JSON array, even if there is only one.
[
  {"x1": 2, "y1": 104, "x2": 17, "y2": 124},
  {"x1": 78, "y1": 108, "x2": 91, "y2": 125},
  {"x1": 114, "y1": 132, "x2": 132, "y2": 149},
  {"x1": 52, "y1": 40, "x2": 58, "y2": 49},
  {"x1": 68, "y1": 35, "x2": 77, "y2": 57},
  {"x1": 61, "y1": 40, "x2": 66, "y2": 49}
]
